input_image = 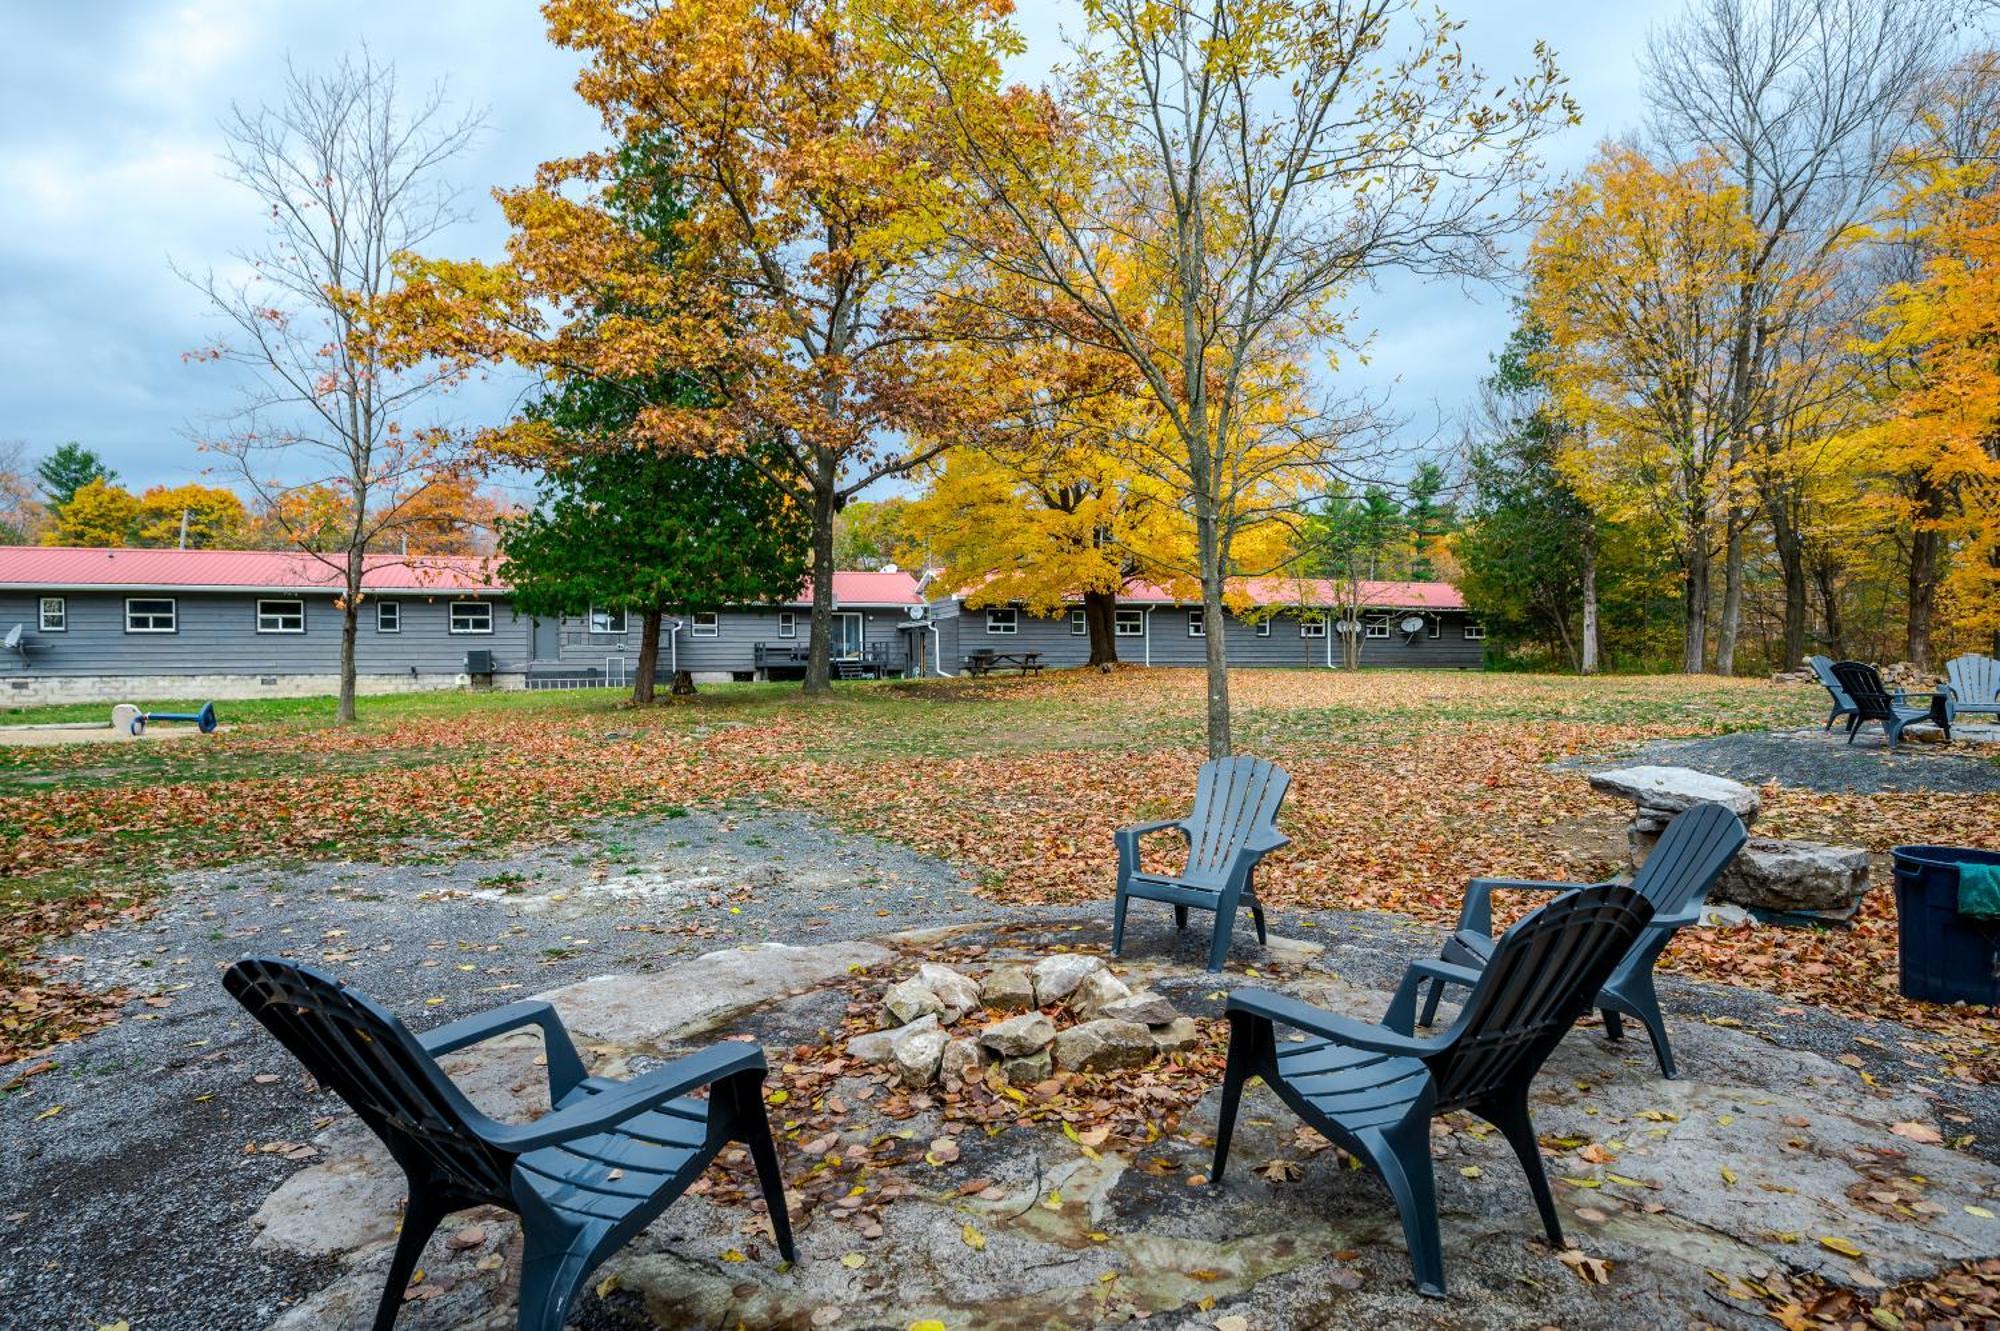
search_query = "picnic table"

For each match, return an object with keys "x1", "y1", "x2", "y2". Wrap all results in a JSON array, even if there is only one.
[{"x1": 964, "y1": 649, "x2": 1042, "y2": 676}]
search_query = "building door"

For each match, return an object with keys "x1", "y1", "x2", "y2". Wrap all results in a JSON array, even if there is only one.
[
  {"x1": 532, "y1": 617, "x2": 561, "y2": 661},
  {"x1": 832, "y1": 612, "x2": 864, "y2": 661}
]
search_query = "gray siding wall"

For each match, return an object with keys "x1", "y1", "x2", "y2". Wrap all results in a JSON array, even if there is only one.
[
  {"x1": 940, "y1": 600, "x2": 1486, "y2": 671},
  {"x1": 1, "y1": 589, "x2": 529, "y2": 677},
  {"x1": 547, "y1": 606, "x2": 924, "y2": 676}
]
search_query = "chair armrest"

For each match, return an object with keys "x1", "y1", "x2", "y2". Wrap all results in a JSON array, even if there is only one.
[
  {"x1": 1244, "y1": 831, "x2": 1291, "y2": 857},
  {"x1": 488, "y1": 1042, "x2": 769, "y2": 1151},
  {"x1": 421, "y1": 1000, "x2": 588, "y2": 1101},
  {"x1": 1457, "y1": 876, "x2": 1591, "y2": 937},
  {"x1": 1115, "y1": 819, "x2": 1188, "y2": 879},
  {"x1": 1383, "y1": 958, "x2": 1485, "y2": 1034},
  {"x1": 1227, "y1": 988, "x2": 1441, "y2": 1058}
]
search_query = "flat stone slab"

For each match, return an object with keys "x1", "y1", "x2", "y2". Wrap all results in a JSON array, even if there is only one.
[
  {"x1": 1589, "y1": 765, "x2": 1762, "y2": 819},
  {"x1": 537, "y1": 939, "x2": 892, "y2": 1045}
]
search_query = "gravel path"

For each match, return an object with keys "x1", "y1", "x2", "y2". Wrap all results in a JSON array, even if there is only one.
[{"x1": 1563, "y1": 725, "x2": 2000, "y2": 795}]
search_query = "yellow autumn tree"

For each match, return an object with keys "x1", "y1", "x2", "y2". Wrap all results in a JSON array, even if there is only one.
[
  {"x1": 133, "y1": 483, "x2": 250, "y2": 549},
  {"x1": 1527, "y1": 145, "x2": 1757, "y2": 674},
  {"x1": 45, "y1": 478, "x2": 140, "y2": 547},
  {"x1": 1853, "y1": 87, "x2": 2000, "y2": 657}
]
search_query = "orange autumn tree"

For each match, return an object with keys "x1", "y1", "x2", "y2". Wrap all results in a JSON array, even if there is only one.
[
  {"x1": 1527, "y1": 145, "x2": 1757, "y2": 674},
  {"x1": 1855, "y1": 87, "x2": 2000, "y2": 656},
  {"x1": 397, "y1": 0, "x2": 1014, "y2": 695}
]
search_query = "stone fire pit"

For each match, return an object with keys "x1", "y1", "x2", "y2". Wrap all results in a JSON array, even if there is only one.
[{"x1": 846, "y1": 954, "x2": 1199, "y2": 1089}]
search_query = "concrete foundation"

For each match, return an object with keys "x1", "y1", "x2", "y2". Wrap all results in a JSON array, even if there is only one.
[{"x1": 0, "y1": 670, "x2": 525, "y2": 705}]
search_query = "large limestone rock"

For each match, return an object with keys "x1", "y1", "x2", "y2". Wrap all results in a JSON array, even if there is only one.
[
  {"x1": 1031, "y1": 954, "x2": 1106, "y2": 1006},
  {"x1": 979, "y1": 1011, "x2": 1057, "y2": 1057},
  {"x1": 1151, "y1": 1017, "x2": 1202, "y2": 1053},
  {"x1": 1590, "y1": 766, "x2": 1760, "y2": 828},
  {"x1": 1070, "y1": 968, "x2": 1132, "y2": 1018},
  {"x1": 884, "y1": 977, "x2": 946, "y2": 1027},
  {"x1": 916, "y1": 964, "x2": 982, "y2": 1021},
  {"x1": 1100, "y1": 991, "x2": 1178, "y2": 1027},
  {"x1": 539, "y1": 940, "x2": 893, "y2": 1045},
  {"x1": 939, "y1": 1037, "x2": 988, "y2": 1085},
  {"x1": 978, "y1": 966, "x2": 1035, "y2": 1013},
  {"x1": 848, "y1": 1013, "x2": 937, "y2": 1065},
  {"x1": 1719, "y1": 839, "x2": 1869, "y2": 915},
  {"x1": 892, "y1": 1022, "x2": 949, "y2": 1087},
  {"x1": 1001, "y1": 1049, "x2": 1052, "y2": 1086},
  {"x1": 1052, "y1": 1019, "x2": 1155, "y2": 1073}
]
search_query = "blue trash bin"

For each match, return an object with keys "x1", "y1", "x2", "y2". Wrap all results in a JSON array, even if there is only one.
[{"x1": 1892, "y1": 845, "x2": 2000, "y2": 1006}]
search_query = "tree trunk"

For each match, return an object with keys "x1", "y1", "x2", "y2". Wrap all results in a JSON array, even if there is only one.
[
  {"x1": 1811, "y1": 558, "x2": 1845, "y2": 660},
  {"x1": 1083, "y1": 590, "x2": 1119, "y2": 667},
  {"x1": 1682, "y1": 535, "x2": 1710, "y2": 674},
  {"x1": 1906, "y1": 478, "x2": 1946, "y2": 669},
  {"x1": 633, "y1": 606, "x2": 662, "y2": 704},
  {"x1": 804, "y1": 453, "x2": 839, "y2": 696},
  {"x1": 1717, "y1": 516, "x2": 1743, "y2": 675},
  {"x1": 338, "y1": 549, "x2": 362, "y2": 723},
  {"x1": 1580, "y1": 532, "x2": 1600, "y2": 675},
  {"x1": 1194, "y1": 507, "x2": 1230, "y2": 758},
  {"x1": 1770, "y1": 502, "x2": 1808, "y2": 670}
]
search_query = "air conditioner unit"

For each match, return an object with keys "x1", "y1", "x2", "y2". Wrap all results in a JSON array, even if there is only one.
[{"x1": 464, "y1": 648, "x2": 494, "y2": 674}]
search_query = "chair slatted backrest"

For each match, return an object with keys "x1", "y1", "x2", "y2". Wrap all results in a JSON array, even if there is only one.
[
  {"x1": 1426, "y1": 885, "x2": 1653, "y2": 1114},
  {"x1": 1947, "y1": 654, "x2": 2000, "y2": 706},
  {"x1": 1183, "y1": 757, "x2": 1291, "y2": 886},
  {"x1": 1809, "y1": 655, "x2": 1852, "y2": 709},
  {"x1": 1830, "y1": 660, "x2": 1900, "y2": 721},
  {"x1": 224, "y1": 958, "x2": 516, "y2": 1207},
  {"x1": 1630, "y1": 802, "x2": 1748, "y2": 918}
]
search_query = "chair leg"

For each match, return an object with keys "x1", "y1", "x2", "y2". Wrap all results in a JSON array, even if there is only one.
[
  {"x1": 372, "y1": 1192, "x2": 447, "y2": 1331},
  {"x1": 1601, "y1": 1009, "x2": 1624, "y2": 1042},
  {"x1": 1481, "y1": 1092, "x2": 1564, "y2": 1251},
  {"x1": 1365, "y1": 1120, "x2": 1445, "y2": 1298},
  {"x1": 1419, "y1": 977, "x2": 1447, "y2": 1029},
  {"x1": 1174, "y1": 905, "x2": 1190, "y2": 932},
  {"x1": 1210, "y1": 1012, "x2": 1262, "y2": 1183},
  {"x1": 735, "y1": 1080, "x2": 798, "y2": 1263},
  {"x1": 1205, "y1": 909, "x2": 1237, "y2": 972},
  {"x1": 515, "y1": 1237, "x2": 593, "y2": 1331},
  {"x1": 1824, "y1": 704, "x2": 1838, "y2": 731},
  {"x1": 1111, "y1": 888, "x2": 1129, "y2": 957},
  {"x1": 1250, "y1": 901, "x2": 1267, "y2": 946}
]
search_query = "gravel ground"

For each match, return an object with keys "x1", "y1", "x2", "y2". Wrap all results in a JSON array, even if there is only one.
[
  {"x1": 0, "y1": 808, "x2": 1018, "y2": 1331},
  {"x1": 1563, "y1": 724, "x2": 2000, "y2": 795}
]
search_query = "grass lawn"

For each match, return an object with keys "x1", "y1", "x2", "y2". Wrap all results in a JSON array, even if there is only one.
[{"x1": 3, "y1": 667, "x2": 1995, "y2": 1071}]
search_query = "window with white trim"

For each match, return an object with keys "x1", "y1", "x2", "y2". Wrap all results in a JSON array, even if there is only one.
[
  {"x1": 588, "y1": 606, "x2": 627, "y2": 634},
  {"x1": 449, "y1": 601, "x2": 492, "y2": 634},
  {"x1": 985, "y1": 607, "x2": 1018, "y2": 635},
  {"x1": 257, "y1": 598, "x2": 305, "y2": 634},
  {"x1": 38, "y1": 596, "x2": 65, "y2": 632},
  {"x1": 1299, "y1": 612, "x2": 1326, "y2": 639},
  {"x1": 376, "y1": 601, "x2": 401, "y2": 633},
  {"x1": 1254, "y1": 618, "x2": 1271, "y2": 637},
  {"x1": 1069, "y1": 607, "x2": 1087, "y2": 635},
  {"x1": 1365, "y1": 620, "x2": 1390, "y2": 639},
  {"x1": 125, "y1": 597, "x2": 176, "y2": 633},
  {"x1": 1186, "y1": 608, "x2": 1205, "y2": 637},
  {"x1": 1114, "y1": 608, "x2": 1145, "y2": 637},
  {"x1": 691, "y1": 611, "x2": 720, "y2": 637},
  {"x1": 1464, "y1": 622, "x2": 1486, "y2": 640},
  {"x1": 777, "y1": 611, "x2": 796, "y2": 638},
  {"x1": 1428, "y1": 617, "x2": 1440, "y2": 639}
]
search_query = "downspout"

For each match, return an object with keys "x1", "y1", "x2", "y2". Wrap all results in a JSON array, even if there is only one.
[
  {"x1": 925, "y1": 622, "x2": 955, "y2": 677},
  {"x1": 1144, "y1": 606, "x2": 1154, "y2": 666},
  {"x1": 665, "y1": 618, "x2": 684, "y2": 675},
  {"x1": 1325, "y1": 603, "x2": 1333, "y2": 669}
]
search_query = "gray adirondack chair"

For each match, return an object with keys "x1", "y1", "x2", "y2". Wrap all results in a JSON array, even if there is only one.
[
  {"x1": 1111, "y1": 756, "x2": 1290, "y2": 971},
  {"x1": 225, "y1": 958, "x2": 795, "y2": 1331},
  {"x1": 1808, "y1": 654, "x2": 1868, "y2": 730},
  {"x1": 1399, "y1": 801, "x2": 1748, "y2": 1080},
  {"x1": 1945, "y1": 654, "x2": 2000, "y2": 719},
  {"x1": 1831, "y1": 659, "x2": 1953, "y2": 749},
  {"x1": 1212, "y1": 883, "x2": 1654, "y2": 1297}
]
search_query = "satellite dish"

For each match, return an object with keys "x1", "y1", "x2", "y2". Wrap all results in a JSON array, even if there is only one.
[
  {"x1": 906, "y1": 604, "x2": 926, "y2": 620},
  {"x1": 3, "y1": 624, "x2": 22, "y2": 652},
  {"x1": 1400, "y1": 615, "x2": 1426, "y2": 634},
  {"x1": 1335, "y1": 619, "x2": 1361, "y2": 633}
]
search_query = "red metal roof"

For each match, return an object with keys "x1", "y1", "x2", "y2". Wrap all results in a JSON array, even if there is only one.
[
  {"x1": 946, "y1": 574, "x2": 1466, "y2": 612},
  {"x1": 0, "y1": 546, "x2": 925, "y2": 607}
]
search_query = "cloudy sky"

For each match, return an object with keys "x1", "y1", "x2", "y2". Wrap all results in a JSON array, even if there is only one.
[{"x1": 0, "y1": 1, "x2": 1674, "y2": 498}]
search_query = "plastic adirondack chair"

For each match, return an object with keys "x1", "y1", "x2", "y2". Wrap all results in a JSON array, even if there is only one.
[
  {"x1": 1400, "y1": 801, "x2": 1747, "y2": 1080},
  {"x1": 1808, "y1": 654, "x2": 1866, "y2": 730},
  {"x1": 1944, "y1": 654, "x2": 2000, "y2": 718},
  {"x1": 224, "y1": 959, "x2": 795, "y2": 1331},
  {"x1": 1831, "y1": 659, "x2": 1952, "y2": 749},
  {"x1": 1211, "y1": 884, "x2": 1654, "y2": 1297},
  {"x1": 1111, "y1": 756, "x2": 1291, "y2": 971}
]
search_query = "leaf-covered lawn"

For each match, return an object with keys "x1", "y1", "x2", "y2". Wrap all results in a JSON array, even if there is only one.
[{"x1": 4, "y1": 668, "x2": 1995, "y2": 1071}]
